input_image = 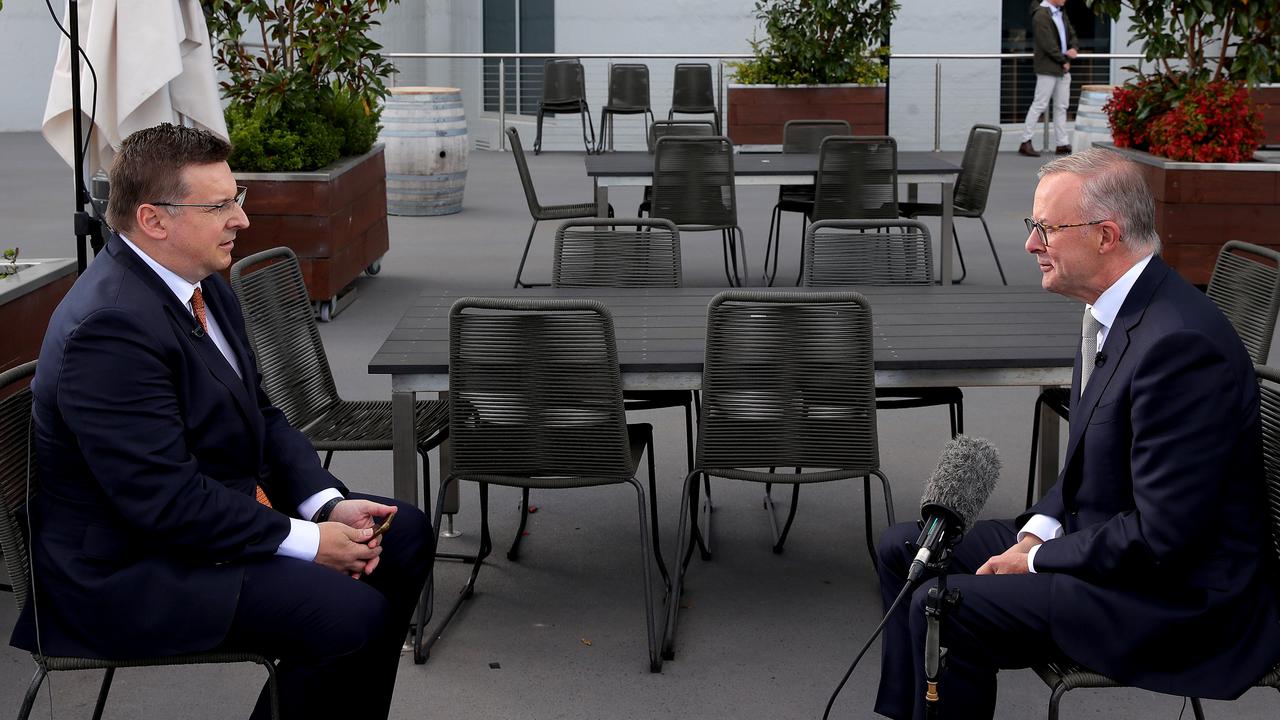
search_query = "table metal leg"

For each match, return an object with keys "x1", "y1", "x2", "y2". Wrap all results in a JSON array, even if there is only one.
[
  {"x1": 1036, "y1": 384, "x2": 1061, "y2": 501},
  {"x1": 940, "y1": 181, "x2": 955, "y2": 286},
  {"x1": 595, "y1": 184, "x2": 608, "y2": 218},
  {"x1": 392, "y1": 389, "x2": 418, "y2": 506},
  {"x1": 437, "y1": 391, "x2": 459, "y2": 517}
]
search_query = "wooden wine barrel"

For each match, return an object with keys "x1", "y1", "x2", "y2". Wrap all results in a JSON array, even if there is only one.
[
  {"x1": 1072, "y1": 85, "x2": 1115, "y2": 153},
  {"x1": 380, "y1": 87, "x2": 468, "y2": 216}
]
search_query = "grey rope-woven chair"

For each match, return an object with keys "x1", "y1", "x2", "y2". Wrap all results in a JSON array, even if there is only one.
[
  {"x1": 500, "y1": 218, "x2": 696, "y2": 562},
  {"x1": 0, "y1": 361, "x2": 282, "y2": 720},
  {"x1": 1024, "y1": 240, "x2": 1280, "y2": 509},
  {"x1": 230, "y1": 247, "x2": 449, "y2": 484},
  {"x1": 803, "y1": 219, "x2": 964, "y2": 438},
  {"x1": 650, "y1": 135, "x2": 748, "y2": 286},
  {"x1": 596, "y1": 63, "x2": 655, "y2": 152},
  {"x1": 637, "y1": 119, "x2": 716, "y2": 218},
  {"x1": 534, "y1": 58, "x2": 594, "y2": 154},
  {"x1": 762, "y1": 119, "x2": 851, "y2": 285},
  {"x1": 1030, "y1": 362, "x2": 1280, "y2": 719},
  {"x1": 661, "y1": 291, "x2": 895, "y2": 660},
  {"x1": 416, "y1": 298, "x2": 666, "y2": 672},
  {"x1": 901, "y1": 124, "x2": 1007, "y2": 284},
  {"x1": 668, "y1": 62, "x2": 720, "y2": 133},
  {"x1": 507, "y1": 126, "x2": 614, "y2": 288}
]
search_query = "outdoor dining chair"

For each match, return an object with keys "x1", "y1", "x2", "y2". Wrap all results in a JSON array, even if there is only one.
[
  {"x1": 507, "y1": 126, "x2": 613, "y2": 288},
  {"x1": 1030, "y1": 362, "x2": 1280, "y2": 719},
  {"x1": 650, "y1": 135, "x2": 748, "y2": 285},
  {"x1": 415, "y1": 298, "x2": 665, "y2": 672},
  {"x1": 1024, "y1": 240, "x2": 1280, "y2": 509},
  {"x1": 661, "y1": 291, "x2": 894, "y2": 660},
  {"x1": 762, "y1": 119, "x2": 851, "y2": 285},
  {"x1": 534, "y1": 58, "x2": 594, "y2": 154},
  {"x1": 901, "y1": 124, "x2": 1007, "y2": 284},
  {"x1": 763, "y1": 135, "x2": 901, "y2": 286},
  {"x1": 668, "y1": 62, "x2": 720, "y2": 133},
  {"x1": 596, "y1": 63, "x2": 654, "y2": 153},
  {"x1": 501, "y1": 218, "x2": 697, "y2": 562},
  {"x1": 230, "y1": 247, "x2": 450, "y2": 484},
  {"x1": 0, "y1": 361, "x2": 283, "y2": 720},
  {"x1": 637, "y1": 119, "x2": 716, "y2": 217},
  {"x1": 802, "y1": 218, "x2": 963, "y2": 435}
]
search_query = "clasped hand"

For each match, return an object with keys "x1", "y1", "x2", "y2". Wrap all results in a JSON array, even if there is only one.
[
  {"x1": 315, "y1": 499, "x2": 397, "y2": 579},
  {"x1": 975, "y1": 535, "x2": 1043, "y2": 576}
]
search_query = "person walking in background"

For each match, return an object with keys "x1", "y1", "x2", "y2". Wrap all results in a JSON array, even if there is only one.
[{"x1": 1020, "y1": 0, "x2": 1079, "y2": 157}]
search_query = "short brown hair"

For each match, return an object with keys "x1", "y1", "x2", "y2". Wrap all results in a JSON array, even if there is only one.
[{"x1": 106, "y1": 123, "x2": 232, "y2": 233}]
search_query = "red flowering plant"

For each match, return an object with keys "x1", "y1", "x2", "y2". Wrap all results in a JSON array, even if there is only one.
[{"x1": 1088, "y1": 0, "x2": 1280, "y2": 163}]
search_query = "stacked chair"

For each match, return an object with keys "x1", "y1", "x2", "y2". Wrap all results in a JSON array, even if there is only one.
[
  {"x1": 534, "y1": 58, "x2": 594, "y2": 154},
  {"x1": 596, "y1": 63, "x2": 654, "y2": 152},
  {"x1": 662, "y1": 291, "x2": 894, "y2": 660},
  {"x1": 0, "y1": 361, "x2": 283, "y2": 720},
  {"x1": 416, "y1": 298, "x2": 665, "y2": 672}
]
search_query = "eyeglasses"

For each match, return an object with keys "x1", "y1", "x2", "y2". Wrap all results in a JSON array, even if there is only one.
[
  {"x1": 1024, "y1": 218, "x2": 1105, "y2": 247},
  {"x1": 151, "y1": 186, "x2": 247, "y2": 214}
]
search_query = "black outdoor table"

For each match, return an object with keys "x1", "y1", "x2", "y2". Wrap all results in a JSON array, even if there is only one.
[
  {"x1": 370, "y1": 286, "x2": 1079, "y2": 507},
  {"x1": 583, "y1": 151, "x2": 964, "y2": 284}
]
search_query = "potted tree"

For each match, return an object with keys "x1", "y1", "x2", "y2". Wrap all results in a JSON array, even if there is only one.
[
  {"x1": 204, "y1": 0, "x2": 400, "y2": 321},
  {"x1": 1088, "y1": 0, "x2": 1280, "y2": 284},
  {"x1": 727, "y1": 0, "x2": 897, "y2": 145}
]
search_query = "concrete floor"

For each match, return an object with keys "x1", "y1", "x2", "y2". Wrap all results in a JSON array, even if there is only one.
[{"x1": 2, "y1": 130, "x2": 1277, "y2": 718}]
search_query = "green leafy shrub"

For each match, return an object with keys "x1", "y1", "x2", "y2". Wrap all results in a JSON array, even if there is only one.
[{"x1": 732, "y1": 0, "x2": 898, "y2": 86}]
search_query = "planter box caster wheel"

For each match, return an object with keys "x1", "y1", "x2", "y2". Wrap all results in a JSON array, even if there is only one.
[
  {"x1": 366, "y1": 259, "x2": 382, "y2": 276},
  {"x1": 315, "y1": 298, "x2": 336, "y2": 323}
]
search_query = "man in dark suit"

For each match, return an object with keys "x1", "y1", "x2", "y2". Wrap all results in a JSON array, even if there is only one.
[
  {"x1": 11, "y1": 124, "x2": 433, "y2": 720},
  {"x1": 873, "y1": 148, "x2": 1280, "y2": 719}
]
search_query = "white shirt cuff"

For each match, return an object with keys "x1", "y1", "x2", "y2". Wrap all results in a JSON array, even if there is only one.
[
  {"x1": 276, "y1": 518, "x2": 320, "y2": 561},
  {"x1": 298, "y1": 487, "x2": 344, "y2": 523},
  {"x1": 1027, "y1": 543, "x2": 1042, "y2": 573},
  {"x1": 1018, "y1": 514, "x2": 1063, "y2": 544}
]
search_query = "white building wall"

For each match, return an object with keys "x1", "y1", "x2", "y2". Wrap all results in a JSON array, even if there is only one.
[{"x1": 1, "y1": 1, "x2": 1142, "y2": 153}]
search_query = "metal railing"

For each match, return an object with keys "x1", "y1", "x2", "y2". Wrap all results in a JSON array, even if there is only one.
[{"x1": 385, "y1": 51, "x2": 1146, "y2": 152}]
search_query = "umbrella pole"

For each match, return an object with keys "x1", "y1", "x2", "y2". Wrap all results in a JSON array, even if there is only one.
[{"x1": 67, "y1": 0, "x2": 103, "y2": 273}]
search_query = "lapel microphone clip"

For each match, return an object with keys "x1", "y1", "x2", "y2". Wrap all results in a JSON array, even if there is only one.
[{"x1": 1094, "y1": 352, "x2": 1106, "y2": 367}]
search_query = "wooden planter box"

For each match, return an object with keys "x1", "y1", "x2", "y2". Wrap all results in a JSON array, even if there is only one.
[
  {"x1": 1, "y1": 258, "x2": 76, "y2": 378},
  {"x1": 726, "y1": 84, "x2": 887, "y2": 146},
  {"x1": 231, "y1": 146, "x2": 390, "y2": 319},
  {"x1": 1098, "y1": 143, "x2": 1280, "y2": 285},
  {"x1": 1251, "y1": 86, "x2": 1280, "y2": 146}
]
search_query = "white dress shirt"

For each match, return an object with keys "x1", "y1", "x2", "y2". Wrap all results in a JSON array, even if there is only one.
[
  {"x1": 1023, "y1": 254, "x2": 1154, "y2": 571},
  {"x1": 1041, "y1": 0, "x2": 1068, "y2": 55},
  {"x1": 119, "y1": 234, "x2": 341, "y2": 561}
]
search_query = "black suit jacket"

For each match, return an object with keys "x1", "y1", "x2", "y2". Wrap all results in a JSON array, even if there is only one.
[
  {"x1": 1020, "y1": 256, "x2": 1280, "y2": 698},
  {"x1": 11, "y1": 234, "x2": 344, "y2": 659}
]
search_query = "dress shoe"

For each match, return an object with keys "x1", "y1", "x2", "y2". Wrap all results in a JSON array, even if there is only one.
[
  {"x1": 1018, "y1": 140, "x2": 1039, "y2": 157},
  {"x1": 1056, "y1": 145, "x2": 1072, "y2": 155}
]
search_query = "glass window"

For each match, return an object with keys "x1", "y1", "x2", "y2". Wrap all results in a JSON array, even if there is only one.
[{"x1": 483, "y1": 0, "x2": 555, "y2": 115}]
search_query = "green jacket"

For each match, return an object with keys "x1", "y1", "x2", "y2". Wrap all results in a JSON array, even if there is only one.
[{"x1": 1030, "y1": 3, "x2": 1078, "y2": 76}]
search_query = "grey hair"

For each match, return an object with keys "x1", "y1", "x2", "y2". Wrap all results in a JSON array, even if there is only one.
[{"x1": 1038, "y1": 149, "x2": 1161, "y2": 255}]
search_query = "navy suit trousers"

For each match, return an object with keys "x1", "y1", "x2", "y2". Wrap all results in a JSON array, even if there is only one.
[{"x1": 874, "y1": 520, "x2": 1057, "y2": 720}]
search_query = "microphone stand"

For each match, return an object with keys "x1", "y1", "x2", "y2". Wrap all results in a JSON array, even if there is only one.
[
  {"x1": 66, "y1": 0, "x2": 104, "y2": 273},
  {"x1": 922, "y1": 552, "x2": 962, "y2": 720}
]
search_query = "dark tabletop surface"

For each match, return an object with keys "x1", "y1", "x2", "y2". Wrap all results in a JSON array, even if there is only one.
[
  {"x1": 584, "y1": 151, "x2": 962, "y2": 178},
  {"x1": 369, "y1": 286, "x2": 1079, "y2": 376}
]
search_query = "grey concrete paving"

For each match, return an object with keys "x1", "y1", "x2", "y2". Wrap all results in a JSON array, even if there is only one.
[{"x1": 2, "y1": 131, "x2": 1276, "y2": 718}]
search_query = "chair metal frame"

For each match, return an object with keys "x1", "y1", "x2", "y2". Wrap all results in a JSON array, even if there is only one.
[
  {"x1": 649, "y1": 134, "x2": 748, "y2": 286},
  {"x1": 507, "y1": 126, "x2": 613, "y2": 288},
  {"x1": 0, "y1": 361, "x2": 282, "y2": 720},
  {"x1": 763, "y1": 119, "x2": 852, "y2": 285},
  {"x1": 661, "y1": 291, "x2": 895, "y2": 661},
  {"x1": 901, "y1": 123, "x2": 1007, "y2": 285},
  {"x1": 596, "y1": 63, "x2": 655, "y2": 153},
  {"x1": 534, "y1": 58, "x2": 594, "y2": 154},
  {"x1": 415, "y1": 298, "x2": 667, "y2": 673},
  {"x1": 668, "y1": 62, "x2": 720, "y2": 133},
  {"x1": 1025, "y1": 240, "x2": 1280, "y2": 510}
]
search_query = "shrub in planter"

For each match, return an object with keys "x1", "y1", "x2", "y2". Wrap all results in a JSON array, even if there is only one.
[{"x1": 732, "y1": 0, "x2": 897, "y2": 86}]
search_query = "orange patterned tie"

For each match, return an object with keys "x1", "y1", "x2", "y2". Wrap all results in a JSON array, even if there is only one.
[{"x1": 193, "y1": 288, "x2": 273, "y2": 510}]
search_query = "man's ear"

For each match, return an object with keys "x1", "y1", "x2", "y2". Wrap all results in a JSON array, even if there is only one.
[
  {"x1": 134, "y1": 203, "x2": 169, "y2": 241},
  {"x1": 1097, "y1": 220, "x2": 1122, "y2": 255}
]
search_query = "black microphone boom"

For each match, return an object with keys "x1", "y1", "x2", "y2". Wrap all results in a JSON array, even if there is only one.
[{"x1": 907, "y1": 435, "x2": 1001, "y2": 582}]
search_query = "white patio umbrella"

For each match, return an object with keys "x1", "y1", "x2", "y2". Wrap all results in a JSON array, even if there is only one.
[{"x1": 42, "y1": 0, "x2": 228, "y2": 175}]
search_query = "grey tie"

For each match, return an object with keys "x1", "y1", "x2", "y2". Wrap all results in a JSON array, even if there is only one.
[{"x1": 1080, "y1": 309, "x2": 1103, "y2": 393}]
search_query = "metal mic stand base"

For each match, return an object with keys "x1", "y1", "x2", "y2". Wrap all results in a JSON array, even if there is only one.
[{"x1": 923, "y1": 564, "x2": 962, "y2": 720}]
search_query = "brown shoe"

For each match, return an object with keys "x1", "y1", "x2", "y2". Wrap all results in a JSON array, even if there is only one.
[
  {"x1": 1056, "y1": 145, "x2": 1072, "y2": 155},
  {"x1": 1018, "y1": 140, "x2": 1039, "y2": 157}
]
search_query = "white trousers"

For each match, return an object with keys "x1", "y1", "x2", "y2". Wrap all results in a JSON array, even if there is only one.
[{"x1": 1022, "y1": 72, "x2": 1071, "y2": 146}]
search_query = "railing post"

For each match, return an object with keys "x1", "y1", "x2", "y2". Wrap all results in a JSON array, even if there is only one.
[
  {"x1": 933, "y1": 60, "x2": 942, "y2": 152},
  {"x1": 717, "y1": 60, "x2": 725, "y2": 135},
  {"x1": 499, "y1": 57, "x2": 507, "y2": 151}
]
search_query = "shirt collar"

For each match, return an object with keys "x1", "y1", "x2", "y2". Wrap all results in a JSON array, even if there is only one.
[
  {"x1": 1088, "y1": 254, "x2": 1153, "y2": 331},
  {"x1": 1040, "y1": 0, "x2": 1060, "y2": 13},
  {"x1": 118, "y1": 233, "x2": 203, "y2": 308}
]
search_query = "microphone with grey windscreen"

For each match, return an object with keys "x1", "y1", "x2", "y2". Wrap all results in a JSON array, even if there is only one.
[{"x1": 907, "y1": 435, "x2": 1002, "y2": 582}]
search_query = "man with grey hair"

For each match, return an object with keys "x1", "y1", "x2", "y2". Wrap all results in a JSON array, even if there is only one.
[{"x1": 873, "y1": 149, "x2": 1280, "y2": 718}]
